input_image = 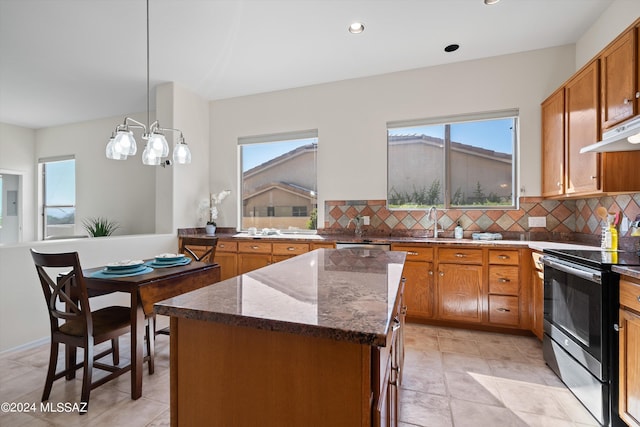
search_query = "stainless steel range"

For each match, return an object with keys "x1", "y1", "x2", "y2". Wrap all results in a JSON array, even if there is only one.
[{"x1": 542, "y1": 248, "x2": 640, "y2": 427}]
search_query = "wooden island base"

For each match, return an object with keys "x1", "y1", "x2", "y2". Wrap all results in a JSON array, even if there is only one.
[{"x1": 170, "y1": 317, "x2": 373, "y2": 427}]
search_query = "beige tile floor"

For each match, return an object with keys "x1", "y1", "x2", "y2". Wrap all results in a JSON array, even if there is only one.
[{"x1": 0, "y1": 323, "x2": 599, "y2": 426}]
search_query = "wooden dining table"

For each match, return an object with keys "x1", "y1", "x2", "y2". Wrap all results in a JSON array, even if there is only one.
[{"x1": 83, "y1": 260, "x2": 220, "y2": 399}]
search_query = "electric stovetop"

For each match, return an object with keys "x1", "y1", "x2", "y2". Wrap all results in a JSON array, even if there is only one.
[{"x1": 544, "y1": 248, "x2": 640, "y2": 269}]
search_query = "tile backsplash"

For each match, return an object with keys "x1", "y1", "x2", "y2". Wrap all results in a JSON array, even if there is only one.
[{"x1": 324, "y1": 194, "x2": 640, "y2": 250}]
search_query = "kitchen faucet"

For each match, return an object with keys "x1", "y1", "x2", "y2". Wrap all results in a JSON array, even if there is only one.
[{"x1": 427, "y1": 206, "x2": 439, "y2": 238}]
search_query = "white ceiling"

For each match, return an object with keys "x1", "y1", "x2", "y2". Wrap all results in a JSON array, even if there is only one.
[{"x1": 0, "y1": 0, "x2": 615, "y2": 129}]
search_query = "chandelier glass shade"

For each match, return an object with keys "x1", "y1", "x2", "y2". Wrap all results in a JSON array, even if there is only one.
[{"x1": 106, "y1": 0, "x2": 191, "y2": 165}]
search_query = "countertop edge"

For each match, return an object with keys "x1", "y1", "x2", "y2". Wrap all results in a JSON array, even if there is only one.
[{"x1": 154, "y1": 304, "x2": 387, "y2": 346}]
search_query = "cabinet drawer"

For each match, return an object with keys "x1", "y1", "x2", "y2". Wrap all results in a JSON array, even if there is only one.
[
  {"x1": 620, "y1": 279, "x2": 640, "y2": 313},
  {"x1": 272, "y1": 242, "x2": 309, "y2": 256},
  {"x1": 489, "y1": 249, "x2": 519, "y2": 265},
  {"x1": 238, "y1": 241, "x2": 272, "y2": 254},
  {"x1": 488, "y1": 295, "x2": 520, "y2": 326},
  {"x1": 437, "y1": 248, "x2": 482, "y2": 264},
  {"x1": 489, "y1": 266, "x2": 520, "y2": 295},
  {"x1": 391, "y1": 245, "x2": 433, "y2": 262},
  {"x1": 216, "y1": 240, "x2": 237, "y2": 253}
]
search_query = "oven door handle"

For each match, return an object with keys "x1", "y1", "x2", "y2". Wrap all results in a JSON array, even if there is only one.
[{"x1": 541, "y1": 256, "x2": 601, "y2": 284}]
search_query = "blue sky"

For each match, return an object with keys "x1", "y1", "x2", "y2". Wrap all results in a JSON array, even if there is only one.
[
  {"x1": 242, "y1": 119, "x2": 514, "y2": 171},
  {"x1": 388, "y1": 118, "x2": 515, "y2": 154},
  {"x1": 241, "y1": 138, "x2": 317, "y2": 172}
]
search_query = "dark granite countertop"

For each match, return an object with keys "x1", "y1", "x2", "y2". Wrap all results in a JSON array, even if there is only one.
[
  {"x1": 179, "y1": 230, "x2": 599, "y2": 251},
  {"x1": 155, "y1": 248, "x2": 407, "y2": 346},
  {"x1": 613, "y1": 265, "x2": 640, "y2": 280}
]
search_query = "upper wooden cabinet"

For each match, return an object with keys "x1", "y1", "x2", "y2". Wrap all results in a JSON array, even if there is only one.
[
  {"x1": 600, "y1": 27, "x2": 638, "y2": 130},
  {"x1": 541, "y1": 87, "x2": 565, "y2": 197},
  {"x1": 541, "y1": 18, "x2": 640, "y2": 199},
  {"x1": 565, "y1": 60, "x2": 601, "y2": 195}
]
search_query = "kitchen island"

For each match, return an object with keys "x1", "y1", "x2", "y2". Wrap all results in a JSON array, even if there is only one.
[{"x1": 155, "y1": 248, "x2": 407, "y2": 427}]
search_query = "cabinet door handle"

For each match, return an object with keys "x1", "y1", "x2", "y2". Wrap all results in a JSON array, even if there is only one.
[
  {"x1": 455, "y1": 253, "x2": 466, "y2": 258},
  {"x1": 498, "y1": 255, "x2": 509, "y2": 260},
  {"x1": 219, "y1": 244, "x2": 225, "y2": 248},
  {"x1": 496, "y1": 308, "x2": 511, "y2": 312},
  {"x1": 498, "y1": 278, "x2": 511, "y2": 283},
  {"x1": 624, "y1": 98, "x2": 631, "y2": 105},
  {"x1": 407, "y1": 251, "x2": 419, "y2": 256},
  {"x1": 251, "y1": 245, "x2": 259, "y2": 250},
  {"x1": 556, "y1": 181, "x2": 561, "y2": 187},
  {"x1": 428, "y1": 270, "x2": 434, "y2": 276},
  {"x1": 287, "y1": 247, "x2": 296, "y2": 251},
  {"x1": 636, "y1": 91, "x2": 640, "y2": 99},
  {"x1": 590, "y1": 175, "x2": 597, "y2": 180},
  {"x1": 439, "y1": 271, "x2": 444, "y2": 277},
  {"x1": 637, "y1": 295, "x2": 640, "y2": 303}
]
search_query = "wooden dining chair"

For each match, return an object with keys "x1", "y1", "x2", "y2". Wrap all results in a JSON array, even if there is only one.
[
  {"x1": 150, "y1": 236, "x2": 219, "y2": 341},
  {"x1": 30, "y1": 249, "x2": 138, "y2": 412},
  {"x1": 179, "y1": 236, "x2": 218, "y2": 263}
]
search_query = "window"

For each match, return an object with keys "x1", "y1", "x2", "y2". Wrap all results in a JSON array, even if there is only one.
[
  {"x1": 239, "y1": 130, "x2": 318, "y2": 232},
  {"x1": 387, "y1": 110, "x2": 517, "y2": 209},
  {"x1": 40, "y1": 157, "x2": 76, "y2": 239}
]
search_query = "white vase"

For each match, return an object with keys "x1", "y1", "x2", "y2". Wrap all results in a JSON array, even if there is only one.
[{"x1": 205, "y1": 224, "x2": 216, "y2": 235}]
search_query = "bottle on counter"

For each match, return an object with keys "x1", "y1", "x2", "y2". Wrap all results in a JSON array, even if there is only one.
[
  {"x1": 454, "y1": 221, "x2": 463, "y2": 239},
  {"x1": 602, "y1": 224, "x2": 612, "y2": 250},
  {"x1": 610, "y1": 224, "x2": 618, "y2": 252}
]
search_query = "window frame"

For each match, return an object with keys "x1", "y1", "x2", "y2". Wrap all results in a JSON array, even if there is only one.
[
  {"x1": 39, "y1": 156, "x2": 76, "y2": 239},
  {"x1": 387, "y1": 109, "x2": 518, "y2": 210},
  {"x1": 238, "y1": 129, "x2": 318, "y2": 233}
]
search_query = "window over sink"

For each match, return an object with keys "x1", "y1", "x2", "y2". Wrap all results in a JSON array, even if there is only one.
[
  {"x1": 387, "y1": 109, "x2": 518, "y2": 210},
  {"x1": 239, "y1": 130, "x2": 318, "y2": 232}
]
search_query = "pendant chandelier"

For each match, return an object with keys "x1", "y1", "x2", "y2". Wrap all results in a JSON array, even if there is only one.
[{"x1": 106, "y1": 0, "x2": 191, "y2": 165}]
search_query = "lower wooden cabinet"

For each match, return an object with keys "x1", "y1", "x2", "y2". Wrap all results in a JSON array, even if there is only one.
[
  {"x1": 392, "y1": 245, "x2": 434, "y2": 321},
  {"x1": 393, "y1": 244, "x2": 533, "y2": 332},
  {"x1": 531, "y1": 251, "x2": 544, "y2": 340},
  {"x1": 619, "y1": 278, "x2": 640, "y2": 427},
  {"x1": 215, "y1": 240, "x2": 238, "y2": 280},
  {"x1": 438, "y1": 262, "x2": 483, "y2": 323}
]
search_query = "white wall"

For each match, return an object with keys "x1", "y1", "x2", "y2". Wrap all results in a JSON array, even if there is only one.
[
  {"x1": 35, "y1": 113, "x2": 157, "y2": 237},
  {"x1": 155, "y1": 83, "x2": 210, "y2": 234},
  {"x1": 0, "y1": 123, "x2": 36, "y2": 241},
  {"x1": 0, "y1": 234, "x2": 177, "y2": 352},
  {"x1": 210, "y1": 45, "x2": 576, "y2": 227},
  {"x1": 576, "y1": 0, "x2": 640, "y2": 70}
]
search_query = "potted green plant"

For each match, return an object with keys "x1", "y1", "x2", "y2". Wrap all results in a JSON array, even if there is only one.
[{"x1": 82, "y1": 217, "x2": 120, "y2": 237}]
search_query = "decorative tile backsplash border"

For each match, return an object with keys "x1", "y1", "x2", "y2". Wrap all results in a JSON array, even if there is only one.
[{"x1": 323, "y1": 194, "x2": 640, "y2": 243}]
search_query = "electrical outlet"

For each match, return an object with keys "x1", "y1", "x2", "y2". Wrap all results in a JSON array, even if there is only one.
[
  {"x1": 528, "y1": 216, "x2": 547, "y2": 228},
  {"x1": 363, "y1": 216, "x2": 370, "y2": 225}
]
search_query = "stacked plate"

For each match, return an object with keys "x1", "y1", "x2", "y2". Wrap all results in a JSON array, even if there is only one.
[
  {"x1": 146, "y1": 253, "x2": 191, "y2": 268},
  {"x1": 101, "y1": 260, "x2": 149, "y2": 275}
]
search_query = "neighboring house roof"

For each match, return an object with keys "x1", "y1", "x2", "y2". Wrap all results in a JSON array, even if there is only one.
[
  {"x1": 388, "y1": 134, "x2": 512, "y2": 163},
  {"x1": 243, "y1": 143, "x2": 317, "y2": 178},
  {"x1": 243, "y1": 181, "x2": 317, "y2": 202}
]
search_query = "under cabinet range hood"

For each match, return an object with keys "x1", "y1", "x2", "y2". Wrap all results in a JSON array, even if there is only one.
[{"x1": 580, "y1": 115, "x2": 640, "y2": 153}]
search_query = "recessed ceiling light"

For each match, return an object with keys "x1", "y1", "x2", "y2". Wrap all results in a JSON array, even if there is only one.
[
  {"x1": 444, "y1": 44, "x2": 460, "y2": 53},
  {"x1": 484, "y1": 0, "x2": 500, "y2": 4},
  {"x1": 348, "y1": 22, "x2": 365, "y2": 34}
]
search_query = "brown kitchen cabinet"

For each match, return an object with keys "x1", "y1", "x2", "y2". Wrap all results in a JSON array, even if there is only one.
[
  {"x1": 214, "y1": 239, "x2": 238, "y2": 280},
  {"x1": 618, "y1": 277, "x2": 640, "y2": 427},
  {"x1": 271, "y1": 242, "x2": 309, "y2": 263},
  {"x1": 311, "y1": 242, "x2": 336, "y2": 250},
  {"x1": 600, "y1": 27, "x2": 638, "y2": 130},
  {"x1": 487, "y1": 249, "x2": 521, "y2": 327},
  {"x1": 237, "y1": 241, "x2": 272, "y2": 274},
  {"x1": 541, "y1": 87, "x2": 565, "y2": 197},
  {"x1": 531, "y1": 251, "x2": 544, "y2": 340},
  {"x1": 437, "y1": 248, "x2": 483, "y2": 323},
  {"x1": 391, "y1": 244, "x2": 435, "y2": 321},
  {"x1": 541, "y1": 18, "x2": 640, "y2": 199},
  {"x1": 565, "y1": 59, "x2": 601, "y2": 195}
]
